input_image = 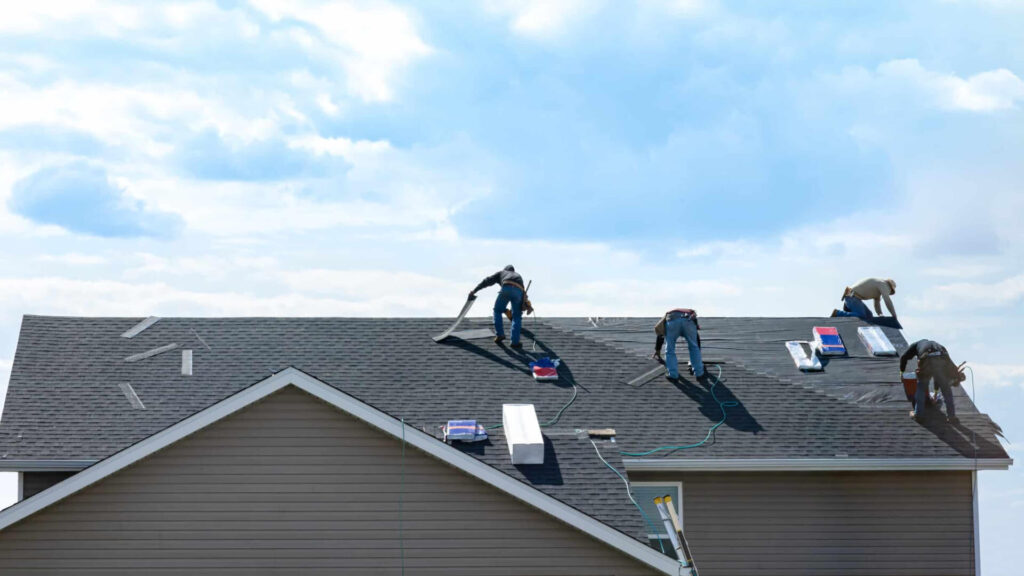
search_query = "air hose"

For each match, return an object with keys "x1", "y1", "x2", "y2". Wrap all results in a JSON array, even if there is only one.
[
  {"x1": 484, "y1": 382, "x2": 577, "y2": 431},
  {"x1": 589, "y1": 437, "x2": 666, "y2": 554},
  {"x1": 620, "y1": 364, "x2": 736, "y2": 457}
]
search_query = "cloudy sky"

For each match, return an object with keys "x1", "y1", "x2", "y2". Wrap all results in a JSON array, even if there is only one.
[{"x1": 0, "y1": 0, "x2": 1022, "y2": 571}]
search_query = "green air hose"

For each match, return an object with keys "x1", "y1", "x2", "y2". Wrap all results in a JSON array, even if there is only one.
[
  {"x1": 589, "y1": 437, "x2": 666, "y2": 554},
  {"x1": 620, "y1": 364, "x2": 736, "y2": 457},
  {"x1": 484, "y1": 382, "x2": 577, "y2": 431}
]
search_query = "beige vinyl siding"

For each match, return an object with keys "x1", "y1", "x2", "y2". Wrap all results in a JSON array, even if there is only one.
[
  {"x1": 0, "y1": 387, "x2": 656, "y2": 576},
  {"x1": 21, "y1": 471, "x2": 76, "y2": 500},
  {"x1": 631, "y1": 470, "x2": 975, "y2": 576}
]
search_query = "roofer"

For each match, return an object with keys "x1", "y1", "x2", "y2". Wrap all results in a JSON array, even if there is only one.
[
  {"x1": 900, "y1": 339, "x2": 963, "y2": 424},
  {"x1": 653, "y1": 308, "x2": 704, "y2": 380},
  {"x1": 832, "y1": 278, "x2": 898, "y2": 320},
  {"x1": 469, "y1": 265, "x2": 532, "y2": 348}
]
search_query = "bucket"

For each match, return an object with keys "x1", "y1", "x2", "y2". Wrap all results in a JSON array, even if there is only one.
[
  {"x1": 901, "y1": 371, "x2": 917, "y2": 403},
  {"x1": 902, "y1": 371, "x2": 938, "y2": 407}
]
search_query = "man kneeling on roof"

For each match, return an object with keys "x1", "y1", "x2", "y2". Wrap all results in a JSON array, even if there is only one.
[
  {"x1": 900, "y1": 339, "x2": 964, "y2": 424},
  {"x1": 832, "y1": 278, "x2": 897, "y2": 321},
  {"x1": 653, "y1": 308, "x2": 704, "y2": 380},
  {"x1": 469, "y1": 265, "x2": 533, "y2": 348}
]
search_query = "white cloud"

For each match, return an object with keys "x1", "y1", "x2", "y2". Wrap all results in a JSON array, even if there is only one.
[
  {"x1": 0, "y1": 277, "x2": 377, "y2": 317},
  {"x1": 0, "y1": 358, "x2": 10, "y2": 424},
  {"x1": 38, "y1": 253, "x2": 106, "y2": 266},
  {"x1": 248, "y1": 0, "x2": 432, "y2": 102},
  {"x1": 122, "y1": 253, "x2": 278, "y2": 280},
  {"x1": 910, "y1": 274, "x2": 1024, "y2": 312},
  {"x1": 287, "y1": 135, "x2": 392, "y2": 162},
  {"x1": 843, "y1": 58, "x2": 1024, "y2": 111},
  {"x1": 0, "y1": 2, "x2": 257, "y2": 41},
  {"x1": 0, "y1": 1, "x2": 143, "y2": 34},
  {"x1": 964, "y1": 364, "x2": 1024, "y2": 391},
  {"x1": 0, "y1": 74, "x2": 283, "y2": 156},
  {"x1": 484, "y1": 0, "x2": 604, "y2": 38},
  {"x1": 639, "y1": 0, "x2": 714, "y2": 18}
]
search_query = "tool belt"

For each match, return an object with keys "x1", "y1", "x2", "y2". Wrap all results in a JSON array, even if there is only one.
[
  {"x1": 918, "y1": 357, "x2": 963, "y2": 387},
  {"x1": 501, "y1": 281, "x2": 526, "y2": 292},
  {"x1": 666, "y1": 309, "x2": 699, "y2": 330}
]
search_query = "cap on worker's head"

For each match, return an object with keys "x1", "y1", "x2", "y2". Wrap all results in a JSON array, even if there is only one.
[
  {"x1": 504, "y1": 264, "x2": 515, "y2": 272},
  {"x1": 886, "y1": 279, "x2": 896, "y2": 292}
]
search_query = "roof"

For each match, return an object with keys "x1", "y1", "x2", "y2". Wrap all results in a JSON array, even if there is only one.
[
  {"x1": 0, "y1": 315, "x2": 1010, "y2": 544},
  {"x1": 0, "y1": 368, "x2": 679, "y2": 575}
]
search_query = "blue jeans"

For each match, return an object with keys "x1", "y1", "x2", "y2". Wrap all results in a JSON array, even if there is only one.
[
  {"x1": 493, "y1": 285, "x2": 523, "y2": 344},
  {"x1": 915, "y1": 363, "x2": 956, "y2": 418},
  {"x1": 834, "y1": 296, "x2": 872, "y2": 319},
  {"x1": 666, "y1": 316, "x2": 703, "y2": 378}
]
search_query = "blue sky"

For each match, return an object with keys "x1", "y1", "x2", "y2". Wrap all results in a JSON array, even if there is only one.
[{"x1": 0, "y1": 0, "x2": 1022, "y2": 572}]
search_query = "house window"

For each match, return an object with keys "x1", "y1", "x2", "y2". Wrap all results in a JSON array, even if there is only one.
[{"x1": 631, "y1": 482, "x2": 683, "y2": 558}]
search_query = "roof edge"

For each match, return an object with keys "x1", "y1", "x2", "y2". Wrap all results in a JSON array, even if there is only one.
[
  {"x1": 0, "y1": 367, "x2": 681, "y2": 575},
  {"x1": 0, "y1": 460, "x2": 98, "y2": 472},
  {"x1": 624, "y1": 457, "x2": 1013, "y2": 472}
]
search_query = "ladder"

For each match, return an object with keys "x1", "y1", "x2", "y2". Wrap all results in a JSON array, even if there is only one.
[{"x1": 654, "y1": 495, "x2": 698, "y2": 576}]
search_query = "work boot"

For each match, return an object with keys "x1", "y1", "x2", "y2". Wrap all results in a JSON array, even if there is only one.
[
  {"x1": 493, "y1": 335, "x2": 505, "y2": 345},
  {"x1": 510, "y1": 342, "x2": 523, "y2": 349},
  {"x1": 909, "y1": 410, "x2": 922, "y2": 421},
  {"x1": 947, "y1": 415, "x2": 960, "y2": 425}
]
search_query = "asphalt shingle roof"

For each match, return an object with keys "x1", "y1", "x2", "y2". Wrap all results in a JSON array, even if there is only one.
[{"x1": 0, "y1": 314, "x2": 1009, "y2": 540}]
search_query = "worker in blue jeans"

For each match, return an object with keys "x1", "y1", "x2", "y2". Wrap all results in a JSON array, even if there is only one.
[
  {"x1": 900, "y1": 339, "x2": 961, "y2": 424},
  {"x1": 492, "y1": 284, "x2": 523, "y2": 346},
  {"x1": 470, "y1": 265, "x2": 530, "y2": 348},
  {"x1": 832, "y1": 295, "x2": 872, "y2": 319},
  {"x1": 653, "y1": 309, "x2": 704, "y2": 379}
]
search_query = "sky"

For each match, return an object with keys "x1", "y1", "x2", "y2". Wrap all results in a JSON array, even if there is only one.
[{"x1": 0, "y1": 0, "x2": 1022, "y2": 571}]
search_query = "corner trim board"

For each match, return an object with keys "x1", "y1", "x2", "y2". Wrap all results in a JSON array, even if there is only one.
[
  {"x1": 624, "y1": 457, "x2": 1013, "y2": 472},
  {"x1": 973, "y1": 470, "x2": 981, "y2": 576},
  {"x1": 0, "y1": 368, "x2": 680, "y2": 575}
]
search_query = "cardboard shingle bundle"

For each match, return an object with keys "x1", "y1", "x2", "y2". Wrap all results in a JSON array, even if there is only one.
[{"x1": 530, "y1": 357, "x2": 560, "y2": 381}]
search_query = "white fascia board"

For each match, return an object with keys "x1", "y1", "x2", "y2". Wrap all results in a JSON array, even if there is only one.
[
  {"x1": 0, "y1": 368, "x2": 680, "y2": 575},
  {"x1": 0, "y1": 460, "x2": 98, "y2": 472},
  {"x1": 624, "y1": 457, "x2": 1013, "y2": 472}
]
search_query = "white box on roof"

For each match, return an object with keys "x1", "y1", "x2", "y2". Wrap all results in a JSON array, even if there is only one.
[{"x1": 502, "y1": 404, "x2": 544, "y2": 465}]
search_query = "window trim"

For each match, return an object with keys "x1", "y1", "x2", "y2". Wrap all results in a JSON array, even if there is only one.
[{"x1": 632, "y1": 480, "x2": 684, "y2": 538}]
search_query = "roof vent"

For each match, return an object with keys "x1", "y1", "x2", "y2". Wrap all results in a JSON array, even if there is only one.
[
  {"x1": 182, "y1": 350, "x2": 193, "y2": 376},
  {"x1": 502, "y1": 404, "x2": 544, "y2": 465},
  {"x1": 858, "y1": 326, "x2": 896, "y2": 356}
]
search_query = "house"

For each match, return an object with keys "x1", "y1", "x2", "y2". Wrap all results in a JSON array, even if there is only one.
[{"x1": 0, "y1": 314, "x2": 1011, "y2": 575}]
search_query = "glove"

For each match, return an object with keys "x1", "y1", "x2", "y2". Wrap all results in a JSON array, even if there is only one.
[{"x1": 468, "y1": 291, "x2": 476, "y2": 300}]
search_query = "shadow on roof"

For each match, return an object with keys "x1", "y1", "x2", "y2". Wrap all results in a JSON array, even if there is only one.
[
  {"x1": 916, "y1": 411, "x2": 1005, "y2": 459},
  {"x1": 667, "y1": 372, "x2": 764, "y2": 436},
  {"x1": 438, "y1": 328, "x2": 588, "y2": 392}
]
